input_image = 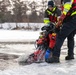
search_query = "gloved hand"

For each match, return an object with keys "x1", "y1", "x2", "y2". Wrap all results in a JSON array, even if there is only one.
[
  {"x1": 56, "y1": 21, "x2": 62, "y2": 28},
  {"x1": 45, "y1": 49, "x2": 51, "y2": 59},
  {"x1": 56, "y1": 14, "x2": 66, "y2": 28}
]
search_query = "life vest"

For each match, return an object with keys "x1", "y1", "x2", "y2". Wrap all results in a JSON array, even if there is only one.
[
  {"x1": 66, "y1": 0, "x2": 76, "y2": 17},
  {"x1": 62, "y1": 0, "x2": 76, "y2": 22},
  {"x1": 46, "y1": 7, "x2": 57, "y2": 23}
]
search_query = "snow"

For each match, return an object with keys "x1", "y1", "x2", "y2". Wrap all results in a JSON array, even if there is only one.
[
  {"x1": 0, "y1": 59, "x2": 76, "y2": 75},
  {"x1": 0, "y1": 30, "x2": 40, "y2": 42},
  {"x1": 0, "y1": 23, "x2": 44, "y2": 30},
  {"x1": 0, "y1": 25, "x2": 76, "y2": 75}
]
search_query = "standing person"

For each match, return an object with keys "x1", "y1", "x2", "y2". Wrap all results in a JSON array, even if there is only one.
[
  {"x1": 61, "y1": 0, "x2": 76, "y2": 60},
  {"x1": 45, "y1": 0, "x2": 76, "y2": 63},
  {"x1": 43, "y1": 0, "x2": 61, "y2": 60},
  {"x1": 59, "y1": 0, "x2": 75, "y2": 60},
  {"x1": 44, "y1": 0, "x2": 61, "y2": 25}
]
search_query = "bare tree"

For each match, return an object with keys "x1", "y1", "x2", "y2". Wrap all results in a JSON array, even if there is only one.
[
  {"x1": 27, "y1": 0, "x2": 47, "y2": 23},
  {"x1": 37, "y1": 0, "x2": 48, "y2": 23},
  {"x1": 0, "y1": 0, "x2": 61, "y2": 23},
  {"x1": 28, "y1": 1, "x2": 38, "y2": 22},
  {"x1": 11, "y1": 0, "x2": 29, "y2": 22},
  {"x1": 0, "y1": 0, "x2": 11, "y2": 22}
]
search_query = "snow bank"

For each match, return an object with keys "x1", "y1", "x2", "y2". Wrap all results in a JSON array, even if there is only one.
[
  {"x1": 0, "y1": 23, "x2": 44, "y2": 30},
  {"x1": 0, "y1": 30, "x2": 41, "y2": 42}
]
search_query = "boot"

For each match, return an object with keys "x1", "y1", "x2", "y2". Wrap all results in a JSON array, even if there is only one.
[
  {"x1": 45, "y1": 56, "x2": 60, "y2": 63},
  {"x1": 65, "y1": 55, "x2": 74, "y2": 60}
]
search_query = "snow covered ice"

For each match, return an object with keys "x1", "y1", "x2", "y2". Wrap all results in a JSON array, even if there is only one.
[{"x1": 0, "y1": 30, "x2": 76, "y2": 75}]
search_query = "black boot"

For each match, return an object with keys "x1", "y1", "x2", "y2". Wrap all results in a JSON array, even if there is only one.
[
  {"x1": 45, "y1": 56, "x2": 60, "y2": 63},
  {"x1": 65, "y1": 55, "x2": 74, "y2": 60}
]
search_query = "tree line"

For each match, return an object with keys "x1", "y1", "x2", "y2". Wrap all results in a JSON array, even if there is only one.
[{"x1": 0, "y1": 0, "x2": 61, "y2": 23}]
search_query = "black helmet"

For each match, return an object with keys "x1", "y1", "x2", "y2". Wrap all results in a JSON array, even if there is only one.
[
  {"x1": 41, "y1": 23, "x2": 55, "y2": 31},
  {"x1": 48, "y1": 1, "x2": 54, "y2": 7}
]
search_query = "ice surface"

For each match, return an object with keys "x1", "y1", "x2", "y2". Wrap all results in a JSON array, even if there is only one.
[{"x1": 0, "y1": 30, "x2": 75, "y2": 75}]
